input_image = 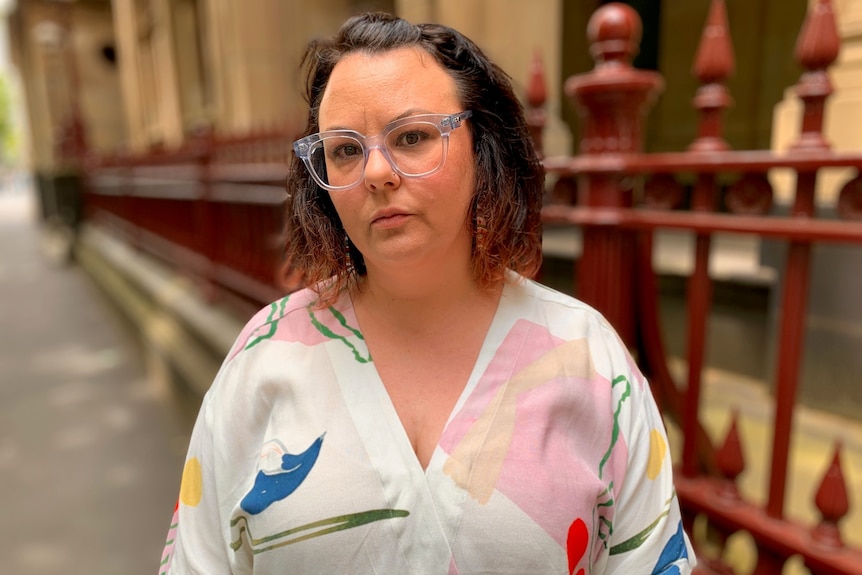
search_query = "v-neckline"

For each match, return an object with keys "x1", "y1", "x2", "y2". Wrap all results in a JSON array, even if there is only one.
[{"x1": 339, "y1": 287, "x2": 511, "y2": 477}]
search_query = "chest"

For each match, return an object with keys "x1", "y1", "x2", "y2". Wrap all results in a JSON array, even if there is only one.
[{"x1": 369, "y1": 328, "x2": 485, "y2": 469}]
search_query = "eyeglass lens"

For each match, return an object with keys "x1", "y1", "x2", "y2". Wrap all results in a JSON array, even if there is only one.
[{"x1": 308, "y1": 120, "x2": 445, "y2": 188}]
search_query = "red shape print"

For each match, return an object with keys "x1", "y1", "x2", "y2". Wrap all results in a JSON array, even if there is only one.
[{"x1": 566, "y1": 517, "x2": 588, "y2": 575}]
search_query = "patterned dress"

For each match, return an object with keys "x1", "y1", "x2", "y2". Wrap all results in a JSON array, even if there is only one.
[{"x1": 160, "y1": 275, "x2": 695, "y2": 574}]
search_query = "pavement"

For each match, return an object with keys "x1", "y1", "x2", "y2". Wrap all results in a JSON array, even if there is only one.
[
  {"x1": 0, "y1": 185, "x2": 196, "y2": 575},
  {"x1": 2, "y1": 182, "x2": 862, "y2": 573}
]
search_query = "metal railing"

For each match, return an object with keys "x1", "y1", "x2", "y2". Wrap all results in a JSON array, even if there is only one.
[
  {"x1": 531, "y1": 1, "x2": 862, "y2": 573},
  {"x1": 82, "y1": 128, "x2": 301, "y2": 318}
]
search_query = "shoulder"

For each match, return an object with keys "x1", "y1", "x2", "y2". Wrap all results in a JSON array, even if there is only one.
[
  {"x1": 202, "y1": 285, "x2": 358, "y2": 410},
  {"x1": 225, "y1": 285, "x2": 349, "y2": 363},
  {"x1": 504, "y1": 273, "x2": 616, "y2": 336},
  {"x1": 503, "y1": 274, "x2": 643, "y2": 385}
]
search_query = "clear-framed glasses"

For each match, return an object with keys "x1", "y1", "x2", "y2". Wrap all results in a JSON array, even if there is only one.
[{"x1": 293, "y1": 111, "x2": 472, "y2": 191}]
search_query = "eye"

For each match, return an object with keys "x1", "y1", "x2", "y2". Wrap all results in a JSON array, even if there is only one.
[
  {"x1": 400, "y1": 131, "x2": 424, "y2": 146},
  {"x1": 328, "y1": 141, "x2": 363, "y2": 161},
  {"x1": 394, "y1": 128, "x2": 432, "y2": 148}
]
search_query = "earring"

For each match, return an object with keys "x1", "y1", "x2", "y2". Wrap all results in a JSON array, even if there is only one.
[
  {"x1": 475, "y1": 215, "x2": 488, "y2": 255},
  {"x1": 344, "y1": 233, "x2": 355, "y2": 273}
]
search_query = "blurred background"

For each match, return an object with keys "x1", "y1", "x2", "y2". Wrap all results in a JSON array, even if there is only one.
[{"x1": 1, "y1": 0, "x2": 861, "y2": 574}]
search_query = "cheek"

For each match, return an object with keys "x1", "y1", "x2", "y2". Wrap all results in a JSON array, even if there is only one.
[
  {"x1": 450, "y1": 158, "x2": 477, "y2": 212},
  {"x1": 426, "y1": 169, "x2": 474, "y2": 218},
  {"x1": 327, "y1": 192, "x2": 360, "y2": 228}
]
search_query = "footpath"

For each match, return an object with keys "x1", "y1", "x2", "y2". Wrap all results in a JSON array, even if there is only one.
[{"x1": 0, "y1": 187, "x2": 195, "y2": 575}]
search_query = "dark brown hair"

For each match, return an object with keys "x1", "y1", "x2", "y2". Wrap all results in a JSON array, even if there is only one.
[{"x1": 284, "y1": 11, "x2": 544, "y2": 306}]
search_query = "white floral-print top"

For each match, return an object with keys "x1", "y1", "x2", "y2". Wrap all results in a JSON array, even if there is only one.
[{"x1": 160, "y1": 275, "x2": 695, "y2": 574}]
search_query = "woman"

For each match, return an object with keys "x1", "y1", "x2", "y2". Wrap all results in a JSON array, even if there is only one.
[{"x1": 160, "y1": 12, "x2": 695, "y2": 574}]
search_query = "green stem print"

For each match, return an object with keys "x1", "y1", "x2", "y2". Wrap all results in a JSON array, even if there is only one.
[
  {"x1": 244, "y1": 296, "x2": 291, "y2": 352},
  {"x1": 309, "y1": 306, "x2": 371, "y2": 364},
  {"x1": 230, "y1": 508, "x2": 409, "y2": 555},
  {"x1": 599, "y1": 375, "x2": 632, "y2": 479},
  {"x1": 594, "y1": 481, "x2": 616, "y2": 550},
  {"x1": 608, "y1": 494, "x2": 675, "y2": 555}
]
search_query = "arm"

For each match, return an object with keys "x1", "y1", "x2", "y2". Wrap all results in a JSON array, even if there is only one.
[
  {"x1": 602, "y1": 365, "x2": 696, "y2": 574},
  {"x1": 159, "y1": 392, "x2": 233, "y2": 575}
]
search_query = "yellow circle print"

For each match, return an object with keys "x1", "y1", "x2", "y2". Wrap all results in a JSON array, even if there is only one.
[
  {"x1": 180, "y1": 457, "x2": 203, "y2": 507},
  {"x1": 646, "y1": 429, "x2": 668, "y2": 480}
]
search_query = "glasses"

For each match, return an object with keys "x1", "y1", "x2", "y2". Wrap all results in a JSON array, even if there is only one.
[{"x1": 293, "y1": 111, "x2": 472, "y2": 191}]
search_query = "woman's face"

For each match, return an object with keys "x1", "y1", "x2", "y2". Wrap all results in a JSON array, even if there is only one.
[{"x1": 318, "y1": 46, "x2": 476, "y2": 279}]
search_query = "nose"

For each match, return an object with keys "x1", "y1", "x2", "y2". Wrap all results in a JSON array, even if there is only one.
[{"x1": 363, "y1": 146, "x2": 399, "y2": 190}]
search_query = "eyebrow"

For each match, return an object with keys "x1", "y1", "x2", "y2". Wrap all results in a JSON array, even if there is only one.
[{"x1": 321, "y1": 109, "x2": 433, "y2": 133}]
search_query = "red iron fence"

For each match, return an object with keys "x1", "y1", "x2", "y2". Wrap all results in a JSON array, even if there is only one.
[
  {"x1": 82, "y1": 128, "x2": 301, "y2": 318},
  {"x1": 534, "y1": 1, "x2": 862, "y2": 573},
  {"x1": 78, "y1": 1, "x2": 862, "y2": 572}
]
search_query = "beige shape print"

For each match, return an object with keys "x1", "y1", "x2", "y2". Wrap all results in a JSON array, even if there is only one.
[{"x1": 443, "y1": 338, "x2": 595, "y2": 504}]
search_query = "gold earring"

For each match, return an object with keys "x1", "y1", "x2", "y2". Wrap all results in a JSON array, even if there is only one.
[
  {"x1": 475, "y1": 215, "x2": 488, "y2": 254},
  {"x1": 344, "y1": 233, "x2": 354, "y2": 273}
]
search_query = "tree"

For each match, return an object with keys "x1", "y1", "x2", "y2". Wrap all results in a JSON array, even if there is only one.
[{"x1": 0, "y1": 73, "x2": 18, "y2": 166}]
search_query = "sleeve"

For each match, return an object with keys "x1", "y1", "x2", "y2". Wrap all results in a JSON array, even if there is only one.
[
  {"x1": 601, "y1": 359, "x2": 697, "y2": 574},
  {"x1": 158, "y1": 391, "x2": 232, "y2": 575}
]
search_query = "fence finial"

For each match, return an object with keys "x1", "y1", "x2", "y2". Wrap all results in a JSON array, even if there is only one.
[
  {"x1": 715, "y1": 410, "x2": 745, "y2": 499},
  {"x1": 812, "y1": 442, "x2": 849, "y2": 547},
  {"x1": 693, "y1": 0, "x2": 735, "y2": 83},
  {"x1": 795, "y1": 0, "x2": 840, "y2": 70},
  {"x1": 791, "y1": 0, "x2": 840, "y2": 151},
  {"x1": 565, "y1": 3, "x2": 663, "y2": 154},
  {"x1": 586, "y1": 2, "x2": 641, "y2": 70},
  {"x1": 689, "y1": 0, "x2": 735, "y2": 152}
]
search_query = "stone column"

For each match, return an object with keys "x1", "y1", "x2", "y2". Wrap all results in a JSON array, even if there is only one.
[
  {"x1": 26, "y1": 13, "x2": 67, "y2": 169},
  {"x1": 112, "y1": 0, "x2": 183, "y2": 149},
  {"x1": 112, "y1": 0, "x2": 147, "y2": 152},
  {"x1": 148, "y1": 0, "x2": 184, "y2": 147},
  {"x1": 281, "y1": 1, "x2": 358, "y2": 129},
  {"x1": 207, "y1": 0, "x2": 352, "y2": 134}
]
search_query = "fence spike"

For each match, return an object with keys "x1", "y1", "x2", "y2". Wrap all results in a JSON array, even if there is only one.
[
  {"x1": 689, "y1": 0, "x2": 734, "y2": 152},
  {"x1": 795, "y1": 0, "x2": 840, "y2": 71},
  {"x1": 811, "y1": 442, "x2": 849, "y2": 547},
  {"x1": 692, "y1": 0, "x2": 735, "y2": 84},
  {"x1": 790, "y1": 0, "x2": 840, "y2": 150},
  {"x1": 715, "y1": 409, "x2": 745, "y2": 499}
]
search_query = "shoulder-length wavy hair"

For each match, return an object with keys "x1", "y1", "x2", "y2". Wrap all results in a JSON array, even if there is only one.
[{"x1": 285, "y1": 11, "x2": 544, "y2": 307}]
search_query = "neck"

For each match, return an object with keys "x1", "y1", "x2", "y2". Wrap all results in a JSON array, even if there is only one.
[{"x1": 352, "y1": 258, "x2": 500, "y2": 333}]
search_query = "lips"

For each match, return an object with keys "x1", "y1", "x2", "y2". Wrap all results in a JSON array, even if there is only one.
[{"x1": 370, "y1": 208, "x2": 411, "y2": 226}]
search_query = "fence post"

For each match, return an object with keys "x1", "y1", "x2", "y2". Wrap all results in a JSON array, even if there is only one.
[
  {"x1": 767, "y1": 0, "x2": 839, "y2": 520},
  {"x1": 563, "y1": 2, "x2": 663, "y2": 344},
  {"x1": 525, "y1": 49, "x2": 547, "y2": 159},
  {"x1": 681, "y1": 0, "x2": 736, "y2": 478}
]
